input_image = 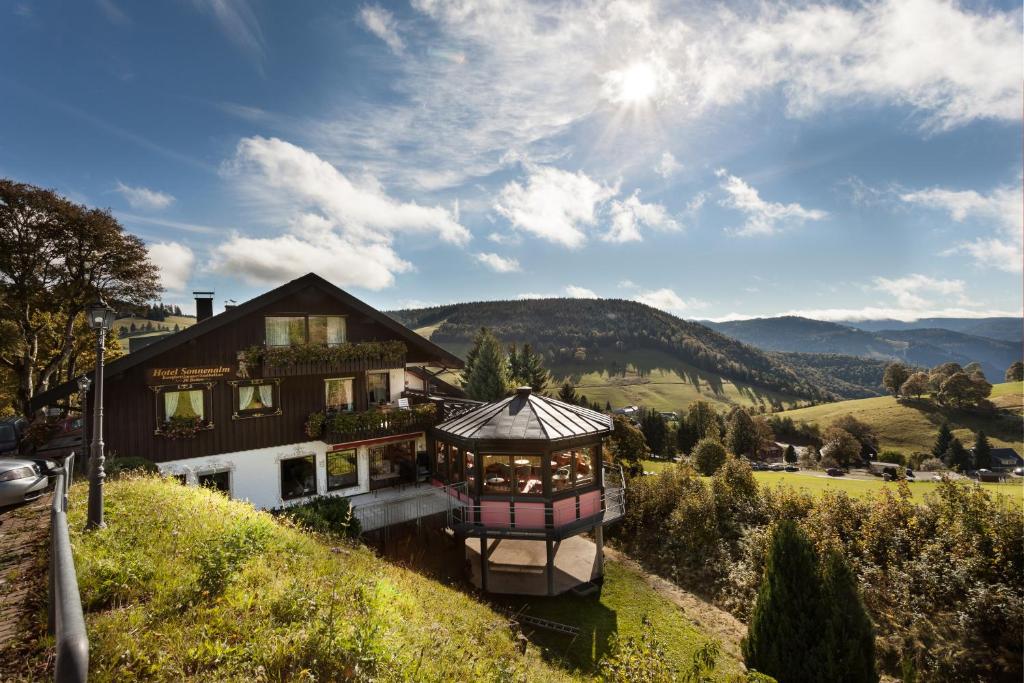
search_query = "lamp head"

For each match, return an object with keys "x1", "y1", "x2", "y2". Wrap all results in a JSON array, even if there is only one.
[{"x1": 86, "y1": 299, "x2": 117, "y2": 331}]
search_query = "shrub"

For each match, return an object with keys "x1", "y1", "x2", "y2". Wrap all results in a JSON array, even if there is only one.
[
  {"x1": 599, "y1": 617, "x2": 675, "y2": 683},
  {"x1": 104, "y1": 455, "x2": 158, "y2": 478},
  {"x1": 276, "y1": 495, "x2": 362, "y2": 538},
  {"x1": 876, "y1": 450, "x2": 906, "y2": 467},
  {"x1": 918, "y1": 457, "x2": 946, "y2": 472},
  {"x1": 692, "y1": 438, "x2": 727, "y2": 476}
]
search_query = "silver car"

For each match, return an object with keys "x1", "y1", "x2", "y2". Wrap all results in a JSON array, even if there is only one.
[{"x1": 0, "y1": 459, "x2": 48, "y2": 507}]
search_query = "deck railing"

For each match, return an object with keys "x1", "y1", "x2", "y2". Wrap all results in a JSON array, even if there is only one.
[
  {"x1": 48, "y1": 452, "x2": 88, "y2": 683},
  {"x1": 449, "y1": 486, "x2": 625, "y2": 537}
]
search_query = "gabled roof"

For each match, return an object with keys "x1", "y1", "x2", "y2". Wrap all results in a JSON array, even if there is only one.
[
  {"x1": 435, "y1": 387, "x2": 612, "y2": 442},
  {"x1": 30, "y1": 273, "x2": 463, "y2": 411}
]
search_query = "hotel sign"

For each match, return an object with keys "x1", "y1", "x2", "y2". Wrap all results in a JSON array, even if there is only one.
[{"x1": 146, "y1": 366, "x2": 234, "y2": 384}]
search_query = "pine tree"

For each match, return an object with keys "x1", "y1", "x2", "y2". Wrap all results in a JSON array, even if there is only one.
[
  {"x1": 784, "y1": 444, "x2": 797, "y2": 463},
  {"x1": 507, "y1": 343, "x2": 522, "y2": 384},
  {"x1": 463, "y1": 328, "x2": 510, "y2": 401},
  {"x1": 943, "y1": 437, "x2": 970, "y2": 471},
  {"x1": 640, "y1": 410, "x2": 668, "y2": 455},
  {"x1": 821, "y1": 550, "x2": 878, "y2": 683},
  {"x1": 742, "y1": 519, "x2": 827, "y2": 683},
  {"x1": 558, "y1": 382, "x2": 579, "y2": 405},
  {"x1": 520, "y1": 344, "x2": 549, "y2": 393},
  {"x1": 973, "y1": 431, "x2": 992, "y2": 470},
  {"x1": 931, "y1": 422, "x2": 953, "y2": 460}
]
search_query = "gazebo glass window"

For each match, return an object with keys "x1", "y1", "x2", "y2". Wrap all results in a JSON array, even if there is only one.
[
  {"x1": 465, "y1": 450, "x2": 476, "y2": 491},
  {"x1": 434, "y1": 441, "x2": 447, "y2": 480},
  {"x1": 573, "y1": 448, "x2": 594, "y2": 487},
  {"x1": 513, "y1": 455, "x2": 543, "y2": 495},
  {"x1": 482, "y1": 454, "x2": 512, "y2": 494},
  {"x1": 450, "y1": 445, "x2": 464, "y2": 483}
]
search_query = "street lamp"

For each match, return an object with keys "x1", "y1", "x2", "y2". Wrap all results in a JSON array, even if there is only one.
[
  {"x1": 85, "y1": 299, "x2": 116, "y2": 530},
  {"x1": 76, "y1": 374, "x2": 91, "y2": 483}
]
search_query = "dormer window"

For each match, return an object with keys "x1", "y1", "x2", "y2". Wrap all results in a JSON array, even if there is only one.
[{"x1": 265, "y1": 315, "x2": 345, "y2": 347}]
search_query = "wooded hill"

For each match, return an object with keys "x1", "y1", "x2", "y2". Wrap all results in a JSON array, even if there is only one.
[{"x1": 391, "y1": 299, "x2": 892, "y2": 402}]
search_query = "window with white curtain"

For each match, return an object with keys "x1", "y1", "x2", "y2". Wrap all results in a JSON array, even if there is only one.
[
  {"x1": 309, "y1": 315, "x2": 346, "y2": 346},
  {"x1": 265, "y1": 316, "x2": 306, "y2": 346},
  {"x1": 234, "y1": 380, "x2": 279, "y2": 418},
  {"x1": 163, "y1": 389, "x2": 205, "y2": 420}
]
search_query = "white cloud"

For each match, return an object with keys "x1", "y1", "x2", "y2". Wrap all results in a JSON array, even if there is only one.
[
  {"x1": 306, "y1": 0, "x2": 1020, "y2": 190},
  {"x1": 633, "y1": 288, "x2": 708, "y2": 315},
  {"x1": 114, "y1": 182, "x2": 175, "y2": 210},
  {"x1": 475, "y1": 252, "x2": 521, "y2": 273},
  {"x1": 494, "y1": 164, "x2": 617, "y2": 248},
  {"x1": 565, "y1": 285, "x2": 598, "y2": 299},
  {"x1": 212, "y1": 136, "x2": 469, "y2": 288},
  {"x1": 655, "y1": 151, "x2": 682, "y2": 179},
  {"x1": 872, "y1": 274, "x2": 967, "y2": 309},
  {"x1": 716, "y1": 169, "x2": 826, "y2": 236},
  {"x1": 147, "y1": 241, "x2": 194, "y2": 292},
  {"x1": 900, "y1": 183, "x2": 1023, "y2": 272},
  {"x1": 358, "y1": 4, "x2": 404, "y2": 55},
  {"x1": 618, "y1": 279, "x2": 638, "y2": 289},
  {"x1": 604, "y1": 192, "x2": 680, "y2": 243}
]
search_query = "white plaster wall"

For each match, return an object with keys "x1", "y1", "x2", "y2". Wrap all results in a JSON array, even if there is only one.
[
  {"x1": 157, "y1": 432, "x2": 428, "y2": 510},
  {"x1": 388, "y1": 368, "x2": 405, "y2": 402},
  {"x1": 405, "y1": 369, "x2": 425, "y2": 392}
]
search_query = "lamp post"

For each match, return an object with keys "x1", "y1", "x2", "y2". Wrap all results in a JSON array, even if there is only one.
[
  {"x1": 86, "y1": 299, "x2": 116, "y2": 530},
  {"x1": 76, "y1": 375, "x2": 91, "y2": 482}
]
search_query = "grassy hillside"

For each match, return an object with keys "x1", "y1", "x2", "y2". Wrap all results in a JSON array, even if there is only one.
[
  {"x1": 393, "y1": 299, "x2": 894, "y2": 401},
  {"x1": 60, "y1": 476, "x2": 736, "y2": 681},
  {"x1": 773, "y1": 381, "x2": 1024, "y2": 456},
  {"x1": 65, "y1": 477, "x2": 573, "y2": 682}
]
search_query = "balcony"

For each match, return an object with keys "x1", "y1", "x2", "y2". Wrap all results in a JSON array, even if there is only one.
[
  {"x1": 240, "y1": 341, "x2": 406, "y2": 378},
  {"x1": 306, "y1": 403, "x2": 437, "y2": 444}
]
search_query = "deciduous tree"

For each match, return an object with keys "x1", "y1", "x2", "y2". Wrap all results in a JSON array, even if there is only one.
[
  {"x1": 725, "y1": 407, "x2": 758, "y2": 457},
  {"x1": 0, "y1": 179, "x2": 159, "y2": 416},
  {"x1": 692, "y1": 437, "x2": 728, "y2": 476},
  {"x1": 882, "y1": 362, "x2": 910, "y2": 396},
  {"x1": 1006, "y1": 361, "x2": 1024, "y2": 382},
  {"x1": 821, "y1": 427, "x2": 861, "y2": 468},
  {"x1": 687, "y1": 400, "x2": 721, "y2": 441},
  {"x1": 899, "y1": 372, "x2": 929, "y2": 399}
]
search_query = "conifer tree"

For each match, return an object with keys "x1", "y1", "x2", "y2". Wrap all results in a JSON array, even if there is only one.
[
  {"x1": 558, "y1": 382, "x2": 579, "y2": 405},
  {"x1": 943, "y1": 437, "x2": 970, "y2": 471},
  {"x1": 784, "y1": 444, "x2": 797, "y2": 463},
  {"x1": 821, "y1": 550, "x2": 878, "y2": 683},
  {"x1": 726, "y1": 407, "x2": 758, "y2": 457},
  {"x1": 520, "y1": 344, "x2": 549, "y2": 393},
  {"x1": 973, "y1": 431, "x2": 992, "y2": 469},
  {"x1": 742, "y1": 520, "x2": 827, "y2": 683},
  {"x1": 931, "y1": 422, "x2": 953, "y2": 460},
  {"x1": 462, "y1": 328, "x2": 510, "y2": 401}
]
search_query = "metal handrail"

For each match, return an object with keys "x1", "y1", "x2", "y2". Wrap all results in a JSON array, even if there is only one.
[{"x1": 48, "y1": 452, "x2": 89, "y2": 682}]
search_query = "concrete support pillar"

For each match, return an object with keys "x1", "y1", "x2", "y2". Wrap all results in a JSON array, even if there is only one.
[
  {"x1": 545, "y1": 539, "x2": 555, "y2": 596},
  {"x1": 594, "y1": 525, "x2": 605, "y2": 579},
  {"x1": 479, "y1": 533, "x2": 489, "y2": 593}
]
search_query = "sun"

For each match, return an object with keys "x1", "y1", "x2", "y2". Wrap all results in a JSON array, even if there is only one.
[{"x1": 609, "y1": 62, "x2": 659, "y2": 105}]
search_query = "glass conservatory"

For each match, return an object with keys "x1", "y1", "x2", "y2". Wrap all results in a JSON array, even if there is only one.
[{"x1": 431, "y1": 386, "x2": 624, "y2": 595}]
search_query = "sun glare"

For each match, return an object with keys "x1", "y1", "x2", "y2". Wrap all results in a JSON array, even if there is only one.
[{"x1": 614, "y1": 62, "x2": 658, "y2": 105}]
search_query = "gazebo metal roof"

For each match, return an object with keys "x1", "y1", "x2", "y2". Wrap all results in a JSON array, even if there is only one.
[{"x1": 434, "y1": 387, "x2": 613, "y2": 442}]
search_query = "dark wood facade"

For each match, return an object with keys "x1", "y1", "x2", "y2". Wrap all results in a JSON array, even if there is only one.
[{"x1": 35, "y1": 274, "x2": 462, "y2": 465}]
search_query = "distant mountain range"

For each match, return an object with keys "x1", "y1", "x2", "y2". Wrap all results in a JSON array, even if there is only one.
[
  {"x1": 703, "y1": 316, "x2": 1022, "y2": 380},
  {"x1": 846, "y1": 317, "x2": 1022, "y2": 343}
]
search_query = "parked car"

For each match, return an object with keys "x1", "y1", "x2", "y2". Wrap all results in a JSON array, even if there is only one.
[
  {"x1": 751, "y1": 462, "x2": 769, "y2": 471},
  {"x1": 0, "y1": 417, "x2": 28, "y2": 457},
  {"x1": 0, "y1": 458, "x2": 48, "y2": 507},
  {"x1": 769, "y1": 463, "x2": 785, "y2": 472},
  {"x1": 826, "y1": 467, "x2": 845, "y2": 477},
  {"x1": 784, "y1": 465, "x2": 799, "y2": 472},
  {"x1": 1013, "y1": 467, "x2": 1024, "y2": 477}
]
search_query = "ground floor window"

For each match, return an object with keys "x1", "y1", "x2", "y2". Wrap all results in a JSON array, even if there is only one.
[
  {"x1": 370, "y1": 439, "x2": 416, "y2": 490},
  {"x1": 198, "y1": 470, "x2": 230, "y2": 494},
  {"x1": 326, "y1": 448, "x2": 358, "y2": 491},
  {"x1": 281, "y1": 455, "x2": 317, "y2": 500}
]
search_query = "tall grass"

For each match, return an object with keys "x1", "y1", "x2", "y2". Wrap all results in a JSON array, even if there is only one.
[{"x1": 68, "y1": 475, "x2": 574, "y2": 682}]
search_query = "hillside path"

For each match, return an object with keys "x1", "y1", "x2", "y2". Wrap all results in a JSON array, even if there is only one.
[{"x1": 603, "y1": 546, "x2": 747, "y2": 661}]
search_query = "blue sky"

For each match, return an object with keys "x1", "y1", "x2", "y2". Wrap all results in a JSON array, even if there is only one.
[{"x1": 2, "y1": 0, "x2": 1021, "y2": 321}]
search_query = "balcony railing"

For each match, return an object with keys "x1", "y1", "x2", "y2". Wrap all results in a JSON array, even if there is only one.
[{"x1": 307, "y1": 403, "x2": 437, "y2": 443}]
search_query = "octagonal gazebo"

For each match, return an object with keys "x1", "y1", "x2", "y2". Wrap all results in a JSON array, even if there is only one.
[{"x1": 430, "y1": 386, "x2": 624, "y2": 595}]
